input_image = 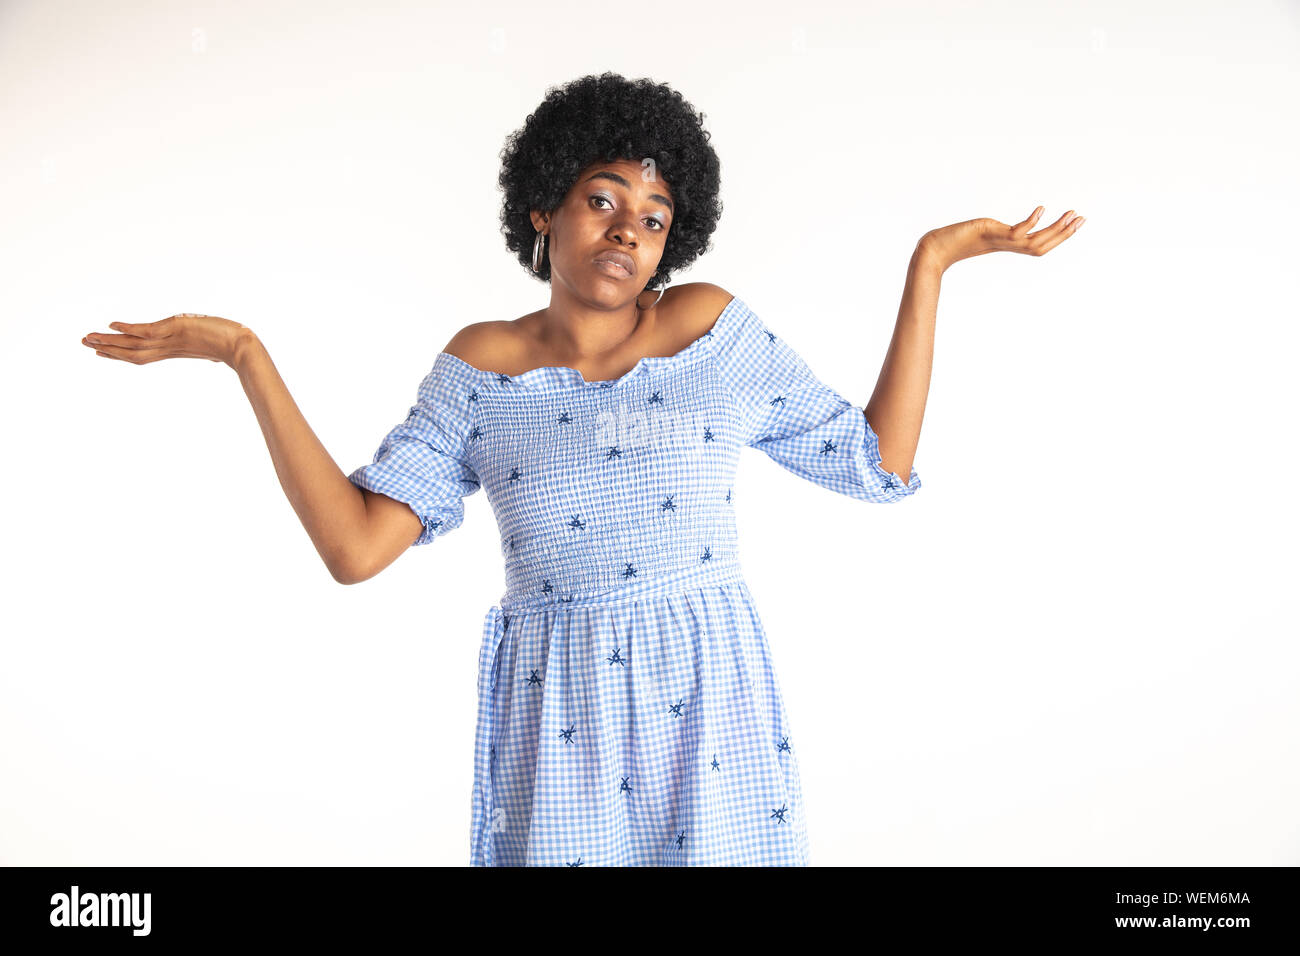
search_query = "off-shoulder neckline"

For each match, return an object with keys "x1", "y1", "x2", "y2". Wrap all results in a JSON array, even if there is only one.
[{"x1": 434, "y1": 294, "x2": 746, "y2": 391}]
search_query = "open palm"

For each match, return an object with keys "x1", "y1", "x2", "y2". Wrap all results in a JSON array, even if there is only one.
[{"x1": 925, "y1": 206, "x2": 1085, "y2": 268}]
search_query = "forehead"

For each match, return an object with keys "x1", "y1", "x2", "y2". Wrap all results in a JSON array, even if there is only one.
[{"x1": 573, "y1": 158, "x2": 673, "y2": 201}]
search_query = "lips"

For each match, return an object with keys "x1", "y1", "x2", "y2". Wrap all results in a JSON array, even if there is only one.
[{"x1": 593, "y1": 250, "x2": 635, "y2": 275}]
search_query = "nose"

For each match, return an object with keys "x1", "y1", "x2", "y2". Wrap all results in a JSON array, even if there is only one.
[{"x1": 607, "y1": 220, "x2": 637, "y2": 248}]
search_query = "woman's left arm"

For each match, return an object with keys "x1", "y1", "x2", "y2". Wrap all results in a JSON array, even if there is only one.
[{"x1": 865, "y1": 206, "x2": 1085, "y2": 480}]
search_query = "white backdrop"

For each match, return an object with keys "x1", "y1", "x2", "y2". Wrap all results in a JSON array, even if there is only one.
[{"x1": 2, "y1": 0, "x2": 1295, "y2": 866}]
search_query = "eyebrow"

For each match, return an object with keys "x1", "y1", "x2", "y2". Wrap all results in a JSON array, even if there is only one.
[{"x1": 583, "y1": 171, "x2": 674, "y2": 213}]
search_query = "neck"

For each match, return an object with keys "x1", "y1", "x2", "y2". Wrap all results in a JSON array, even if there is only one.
[{"x1": 537, "y1": 287, "x2": 650, "y2": 361}]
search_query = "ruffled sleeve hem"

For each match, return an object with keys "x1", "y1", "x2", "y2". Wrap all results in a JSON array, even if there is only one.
[
  {"x1": 348, "y1": 356, "x2": 482, "y2": 547},
  {"x1": 860, "y1": 412, "x2": 922, "y2": 501},
  {"x1": 711, "y1": 296, "x2": 922, "y2": 503}
]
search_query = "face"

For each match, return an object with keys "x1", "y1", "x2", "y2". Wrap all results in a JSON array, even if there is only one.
[{"x1": 531, "y1": 157, "x2": 675, "y2": 304}]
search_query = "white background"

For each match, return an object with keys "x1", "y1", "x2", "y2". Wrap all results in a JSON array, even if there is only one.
[{"x1": 2, "y1": 0, "x2": 1296, "y2": 866}]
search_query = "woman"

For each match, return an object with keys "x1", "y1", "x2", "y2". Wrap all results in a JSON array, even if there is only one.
[{"x1": 79, "y1": 72, "x2": 1083, "y2": 866}]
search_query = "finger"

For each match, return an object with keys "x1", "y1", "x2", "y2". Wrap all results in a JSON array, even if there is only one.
[
  {"x1": 84, "y1": 341, "x2": 125, "y2": 360},
  {"x1": 84, "y1": 342, "x2": 167, "y2": 364},
  {"x1": 1026, "y1": 209, "x2": 1076, "y2": 242},
  {"x1": 84, "y1": 321, "x2": 170, "y2": 348},
  {"x1": 81, "y1": 335, "x2": 123, "y2": 350},
  {"x1": 83, "y1": 333, "x2": 149, "y2": 350},
  {"x1": 1011, "y1": 206, "x2": 1044, "y2": 238},
  {"x1": 105, "y1": 321, "x2": 148, "y2": 336},
  {"x1": 1029, "y1": 215, "x2": 1085, "y2": 256},
  {"x1": 107, "y1": 319, "x2": 175, "y2": 339}
]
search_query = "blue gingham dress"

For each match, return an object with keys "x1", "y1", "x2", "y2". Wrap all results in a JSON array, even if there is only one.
[{"x1": 349, "y1": 295, "x2": 921, "y2": 866}]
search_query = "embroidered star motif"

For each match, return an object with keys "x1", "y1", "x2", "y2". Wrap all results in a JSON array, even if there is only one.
[
  {"x1": 559, "y1": 723, "x2": 577, "y2": 745},
  {"x1": 607, "y1": 647, "x2": 626, "y2": 666},
  {"x1": 668, "y1": 698, "x2": 685, "y2": 718},
  {"x1": 771, "y1": 804, "x2": 788, "y2": 824},
  {"x1": 525, "y1": 669, "x2": 542, "y2": 686}
]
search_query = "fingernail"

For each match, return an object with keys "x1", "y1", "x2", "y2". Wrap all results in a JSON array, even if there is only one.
[{"x1": 87, "y1": 336, "x2": 101, "y2": 344}]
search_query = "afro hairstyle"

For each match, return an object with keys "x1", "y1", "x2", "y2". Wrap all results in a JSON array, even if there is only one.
[{"x1": 497, "y1": 72, "x2": 723, "y2": 290}]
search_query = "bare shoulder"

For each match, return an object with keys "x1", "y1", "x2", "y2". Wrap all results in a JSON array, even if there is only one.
[
  {"x1": 441, "y1": 319, "x2": 524, "y2": 372},
  {"x1": 662, "y1": 282, "x2": 736, "y2": 338},
  {"x1": 440, "y1": 283, "x2": 736, "y2": 374}
]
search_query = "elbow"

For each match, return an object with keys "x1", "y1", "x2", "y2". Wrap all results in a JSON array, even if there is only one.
[
  {"x1": 330, "y1": 563, "x2": 358, "y2": 586},
  {"x1": 329, "y1": 554, "x2": 372, "y2": 587}
]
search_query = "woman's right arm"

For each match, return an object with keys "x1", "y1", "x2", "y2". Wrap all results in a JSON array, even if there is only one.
[
  {"x1": 81, "y1": 314, "x2": 421, "y2": 585},
  {"x1": 231, "y1": 331, "x2": 422, "y2": 585}
]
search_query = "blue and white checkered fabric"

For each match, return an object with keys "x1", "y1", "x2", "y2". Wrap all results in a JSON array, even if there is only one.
[{"x1": 349, "y1": 295, "x2": 921, "y2": 865}]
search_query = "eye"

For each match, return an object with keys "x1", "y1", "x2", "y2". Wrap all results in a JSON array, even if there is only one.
[{"x1": 591, "y1": 194, "x2": 667, "y2": 232}]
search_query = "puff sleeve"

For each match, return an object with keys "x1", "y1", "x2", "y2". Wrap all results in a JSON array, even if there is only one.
[
  {"x1": 348, "y1": 362, "x2": 482, "y2": 545},
  {"x1": 714, "y1": 297, "x2": 921, "y2": 503}
]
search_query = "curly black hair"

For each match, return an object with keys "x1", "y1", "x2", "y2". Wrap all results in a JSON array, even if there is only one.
[{"x1": 498, "y1": 72, "x2": 723, "y2": 289}]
